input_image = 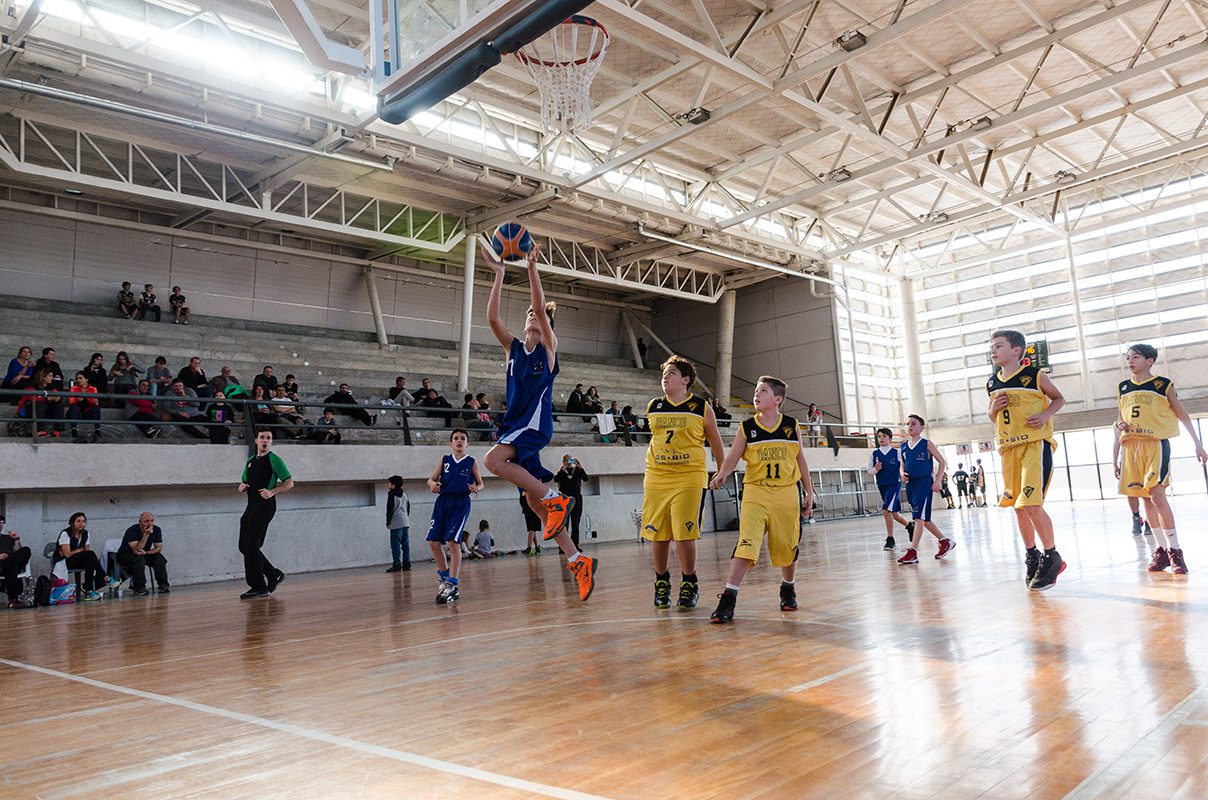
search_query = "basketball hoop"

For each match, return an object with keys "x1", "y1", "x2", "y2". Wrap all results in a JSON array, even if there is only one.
[{"x1": 516, "y1": 15, "x2": 609, "y2": 135}]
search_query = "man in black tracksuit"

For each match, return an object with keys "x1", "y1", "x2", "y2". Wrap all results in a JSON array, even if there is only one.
[{"x1": 238, "y1": 430, "x2": 294, "y2": 599}]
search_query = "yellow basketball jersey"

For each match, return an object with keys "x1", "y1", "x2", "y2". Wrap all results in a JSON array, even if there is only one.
[
  {"x1": 644, "y1": 393, "x2": 708, "y2": 489},
  {"x1": 986, "y1": 364, "x2": 1055, "y2": 452},
  {"x1": 1118, "y1": 376, "x2": 1178, "y2": 441},
  {"x1": 742, "y1": 414, "x2": 801, "y2": 488}
]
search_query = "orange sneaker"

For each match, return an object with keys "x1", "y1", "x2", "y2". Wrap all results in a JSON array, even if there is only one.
[
  {"x1": 569, "y1": 556, "x2": 598, "y2": 601},
  {"x1": 542, "y1": 493, "x2": 574, "y2": 541}
]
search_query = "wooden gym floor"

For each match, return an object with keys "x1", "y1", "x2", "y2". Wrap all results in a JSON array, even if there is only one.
[{"x1": 2, "y1": 497, "x2": 1207, "y2": 799}]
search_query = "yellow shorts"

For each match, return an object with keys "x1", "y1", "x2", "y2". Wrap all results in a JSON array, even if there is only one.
[
  {"x1": 998, "y1": 440, "x2": 1054, "y2": 509},
  {"x1": 733, "y1": 485, "x2": 801, "y2": 567},
  {"x1": 641, "y1": 484, "x2": 705, "y2": 542},
  {"x1": 1119, "y1": 438, "x2": 1171, "y2": 497}
]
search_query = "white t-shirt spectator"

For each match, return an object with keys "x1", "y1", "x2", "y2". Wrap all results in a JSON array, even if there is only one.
[{"x1": 473, "y1": 530, "x2": 495, "y2": 556}]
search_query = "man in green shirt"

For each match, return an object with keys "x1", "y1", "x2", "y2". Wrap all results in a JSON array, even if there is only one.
[{"x1": 238, "y1": 430, "x2": 294, "y2": 599}]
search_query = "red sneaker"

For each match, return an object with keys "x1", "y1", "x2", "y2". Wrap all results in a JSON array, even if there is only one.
[
  {"x1": 1148, "y1": 547, "x2": 1170, "y2": 572},
  {"x1": 935, "y1": 538, "x2": 956, "y2": 560},
  {"x1": 897, "y1": 548, "x2": 919, "y2": 564},
  {"x1": 1169, "y1": 548, "x2": 1189, "y2": 575},
  {"x1": 541, "y1": 493, "x2": 574, "y2": 541}
]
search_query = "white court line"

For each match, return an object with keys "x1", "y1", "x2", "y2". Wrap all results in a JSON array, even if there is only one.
[
  {"x1": 0, "y1": 658, "x2": 615, "y2": 800},
  {"x1": 785, "y1": 663, "x2": 869, "y2": 694}
]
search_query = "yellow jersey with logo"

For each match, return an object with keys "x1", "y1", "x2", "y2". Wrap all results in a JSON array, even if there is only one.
[
  {"x1": 986, "y1": 364, "x2": 1055, "y2": 452},
  {"x1": 742, "y1": 414, "x2": 801, "y2": 488},
  {"x1": 645, "y1": 393, "x2": 708, "y2": 489},
  {"x1": 1118, "y1": 376, "x2": 1178, "y2": 441}
]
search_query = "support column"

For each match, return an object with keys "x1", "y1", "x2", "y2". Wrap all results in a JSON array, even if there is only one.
[
  {"x1": 364, "y1": 267, "x2": 389, "y2": 348},
  {"x1": 715, "y1": 288, "x2": 736, "y2": 406},
  {"x1": 621, "y1": 312, "x2": 643, "y2": 369},
  {"x1": 1064, "y1": 236, "x2": 1095, "y2": 410},
  {"x1": 458, "y1": 240, "x2": 476, "y2": 393},
  {"x1": 899, "y1": 277, "x2": 926, "y2": 417}
]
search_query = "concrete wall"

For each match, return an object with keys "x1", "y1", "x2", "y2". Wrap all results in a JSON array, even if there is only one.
[
  {"x1": 0, "y1": 441, "x2": 868, "y2": 585},
  {"x1": 650, "y1": 277, "x2": 844, "y2": 420},
  {"x1": 0, "y1": 208, "x2": 638, "y2": 361}
]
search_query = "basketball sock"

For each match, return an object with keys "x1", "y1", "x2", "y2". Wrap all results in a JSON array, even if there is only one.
[
  {"x1": 437, "y1": 569, "x2": 450, "y2": 581},
  {"x1": 681, "y1": 572, "x2": 696, "y2": 583},
  {"x1": 656, "y1": 571, "x2": 670, "y2": 582},
  {"x1": 781, "y1": 579, "x2": 795, "y2": 586},
  {"x1": 1165, "y1": 529, "x2": 1180, "y2": 549},
  {"x1": 567, "y1": 553, "x2": 581, "y2": 563},
  {"x1": 1153, "y1": 528, "x2": 1170, "y2": 548},
  {"x1": 542, "y1": 488, "x2": 557, "y2": 501},
  {"x1": 724, "y1": 583, "x2": 740, "y2": 593},
  {"x1": 447, "y1": 577, "x2": 459, "y2": 586},
  {"x1": 1132, "y1": 511, "x2": 1142, "y2": 519}
]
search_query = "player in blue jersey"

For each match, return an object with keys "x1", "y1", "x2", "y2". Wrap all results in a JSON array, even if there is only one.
[
  {"x1": 867, "y1": 427, "x2": 914, "y2": 551},
  {"x1": 897, "y1": 415, "x2": 955, "y2": 565},
  {"x1": 426, "y1": 428, "x2": 483, "y2": 604},
  {"x1": 479, "y1": 241, "x2": 598, "y2": 601}
]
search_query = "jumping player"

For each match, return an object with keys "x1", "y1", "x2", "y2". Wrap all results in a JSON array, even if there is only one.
[
  {"x1": 707, "y1": 376, "x2": 814, "y2": 624},
  {"x1": 1112, "y1": 344, "x2": 1207, "y2": 574},
  {"x1": 867, "y1": 427, "x2": 914, "y2": 550},
  {"x1": 479, "y1": 240, "x2": 597, "y2": 601},
  {"x1": 641, "y1": 356, "x2": 725, "y2": 610},
  {"x1": 987, "y1": 329, "x2": 1066, "y2": 590},
  {"x1": 896, "y1": 415, "x2": 955, "y2": 564},
  {"x1": 426, "y1": 428, "x2": 483, "y2": 603}
]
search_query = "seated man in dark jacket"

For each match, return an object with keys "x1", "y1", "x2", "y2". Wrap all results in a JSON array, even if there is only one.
[
  {"x1": 116, "y1": 512, "x2": 170, "y2": 595},
  {"x1": 420, "y1": 389, "x2": 454, "y2": 428},
  {"x1": 323, "y1": 383, "x2": 374, "y2": 426}
]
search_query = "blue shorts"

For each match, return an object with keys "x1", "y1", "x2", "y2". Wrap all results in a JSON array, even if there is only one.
[
  {"x1": 878, "y1": 482, "x2": 902, "y2": 513},
  {"x1": 426, "y1": 494, "x2": 471, "y2": 543},
  {"x1": 495, "y1": 426, "x2": 553, "y2": 483},
  {"x1": 906, "y1": 476, "x2": 933, "y2": 522}
]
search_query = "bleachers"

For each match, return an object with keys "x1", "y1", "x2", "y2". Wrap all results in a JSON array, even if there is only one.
[{"x1": 0, "y1": 294, "x2": 661, "y2": 444}]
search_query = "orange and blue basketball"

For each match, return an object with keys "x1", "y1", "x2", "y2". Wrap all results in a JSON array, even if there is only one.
[{"x1": 491, "y1": 222, "x2": 534, "y2": 260}]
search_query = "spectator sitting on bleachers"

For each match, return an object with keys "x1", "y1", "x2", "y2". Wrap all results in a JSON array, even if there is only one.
[
  {"x1": 3, "y1": 345, "x2": 34, "y2": 395},
  {"x1": 253, "y1": 366, "x2": 278, "y2": 395},
  {"x1": 312, "y1": 407, "x2": 341, "y2": 443},
  {"x1": 469, "y1": 520, "x2": 495, "y2": 559},
  {"x1": 168, "y1": 286, "x2": 190, "y2": 325},
  {"x1": 420, "y1": 388, "x2": 453, "y2": 427},
  {"x1": 411, "y1": 377, "x2": 433, "y2": 403},
  {"x1": 117, "y1": 281, "x2": 137, "y2": 319},
  {"x1": 271, "y1": 386, "x2": 306, "y2": 438},
  {"x1": 1, "y1": 518, "x2": 31, "y2": 608},
  {"x1": 22, "y1": 368, "x2": 64, "y2": 437},
  {"x1": 34, "y1": 347, "x2": 64, "y2": 390},
  {"x1": 176, "y1": 356, "x2": 211, "y2": 398},
  {"x1": 65, "y1": 371, "x2": 102, "y2": 441},
  {"x1": 462, "y1": 395, "x2": 493, "y2": 441},
  {"x1": 388, "y1": 376, "x2": 414, "y2": 405},
  {"x1": 80, "y1": 352, "x2": 109, "y2": 400},
  {"x1": 566, "y1": 383, "x2": 586, "y2": 413},
  {"x1": 138, "y1": 284, "x2": 161, "y2": 322},
  {"x1": 210, "y1": 365, "x2": 241, "y2": 395},
  {"x1": 127, "y1": 379, "x2": 162, "y2": 439},
  {"x1": 460, "y1": 393, "x2": 476, "y2": 423},
  {"x1": 206, "y1": 390, "x2": 233, "y2": 444},
  {"x1": 619, "y1": 404, "x2": 640, "y2": 443},
  {"x1": 147, "y1": 356, "x2": 173, "y2": 396},
  {"x1": 109, "y1": 351, "x2": 142, "y2": 400},
  {"x1": 116, "y1": 511, "x2": 170, "y2": 595},
  {"x1": 475, "y1": 392, "x2": 491, "y2": 411},
  {"x1": 159, "y1": 380, "x2": 207, "y2": 439},
  {"x1": 281, "y1": 374, "x2": 300, "y2": 401},
  {"x1": 56, "y1": 512, "x2": 119, "y2": 601},
  {"x1": 324, "y1": 383, "x2": 374, "y2": 426},
  {"x1": 710, "y1": 397, "x2": 732, "y2": 427},
  {"x1": 584, "y1": 386, "x2": 604, "y2": 414},
  {"x1": 250, "y1": 384, "x2": 278, "y2": 432}
]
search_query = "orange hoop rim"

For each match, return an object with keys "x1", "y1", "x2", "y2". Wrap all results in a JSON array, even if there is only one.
[{"x1": 515, "y1": 15, "x2": 609, "y2": 68}]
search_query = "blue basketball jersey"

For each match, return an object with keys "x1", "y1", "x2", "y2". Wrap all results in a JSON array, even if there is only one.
[
  {"x1": 501, "y1": 337, "x2": 558, "y2": 440},
  {"x1": 901, "y1": 438, "x2": 933, "y2": 479},
  {"x1": 871, "y1": 446, "x2": 902, "y2": 486},
  {"x1": 438, "y1": 454, "x2": 476, "y2": 495}
]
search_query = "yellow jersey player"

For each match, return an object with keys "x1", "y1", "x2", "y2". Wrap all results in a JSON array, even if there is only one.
[
  {"x1": 642, "y1": 356, "x2": 726, "y2": 610},
  {"x1": 1112, "y1": 343, "x2": 1208, "y2": 575},
  {"x1": 707, "y1": 376, "x2": 814, "y2": 624},
  {"x1": 987, "y1": 329, "x2": 1066, "y2": 591}
]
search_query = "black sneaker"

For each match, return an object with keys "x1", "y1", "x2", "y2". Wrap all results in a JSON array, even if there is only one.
[
  {"x1": 386, "y1": 564, "x2": 402, "y2": 573},
  {"x1": 157, "y1": 586, "x2": 170, "y2": 594},
  {"x1": 133, "y1": 587, "x2": 150, "y2": 596},
  {"x1": 1131, "y1": 515, "x2": 1143, "y2": 536},
  {"x1": 779, "y1": 582, "x2": 797, "y2": 612},
  {"x1": 676, "y1": 580, "x2": 699, "y2": 611},
  {"x1": 883, "y1": 536, "x2": 895, "y2": 550},
  {"x1": 1029, "y1": 551, "x2": 1067, "y2": 591},
  {"x1": 653, "y1": 577, "x2": 671, "y2": 609},
  {"x1": 240, "y1": 589, "x2": 270, "y2": 599},
  {"x1": 709, "y1": 589, "x2": 737, "y2": 624},
  {"x1": 905, "y1": 521, "x2": 915, "y2": 537},
  {"x1": 267, "y1": 571, "x2": 286, "y2": 592},
  {"x1": 1024, "y1": 549, "x2": 1041, "y2": 586}
]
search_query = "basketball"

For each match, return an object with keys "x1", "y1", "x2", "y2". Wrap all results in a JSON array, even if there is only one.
[{"x1": 491, "y1": 222, "x2": 534, "y2": 260}]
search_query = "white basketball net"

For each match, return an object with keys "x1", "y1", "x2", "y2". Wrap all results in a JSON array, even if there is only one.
[{"x1": 517, "y1": 17, "x2": 609, "y2": 135}]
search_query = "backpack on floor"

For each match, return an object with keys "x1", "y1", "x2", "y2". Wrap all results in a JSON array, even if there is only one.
[
  {"x1": 49, "y1": 582, "x2": 76, "y2": 605},
  {"x1": 14, "y1": 576, "x2": 38, "y2": 608},
  {"x1": 34, "y1": 575, "x2": 51, "y2": 607}
]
